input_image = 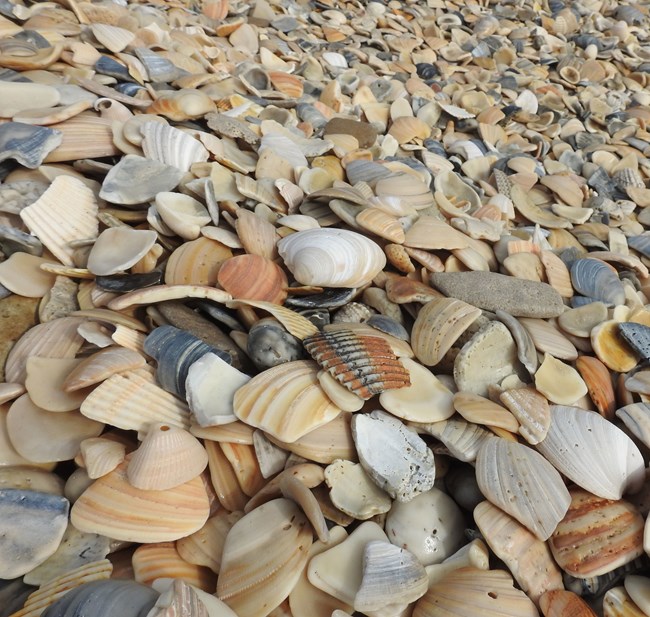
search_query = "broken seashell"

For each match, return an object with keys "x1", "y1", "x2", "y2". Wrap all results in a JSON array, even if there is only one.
[
  {"x1": 141, "y1": 121, "x2": 209, "y2": 173},
  {"x1": 0, "y1": 122, "x2": 62, "y2": 168},
  {"x1": 25, "y1": 357, "x2": 88, "y2": 412},
  {"x1": 62, "y1": 347, "x2": 146, "y2": 392},
  {"x1": 535, "y1": 353, "x2": 588, "y2": 405},
  {"x1": 539, "y1": 590, "x2": 599, "y2": 617},
  {"x1": 453, "y1": 392, "x2": 520, "y2": 433},
  {"x1": 80, "y1": 437, "x2": 126, "y2": 479},
  {"x1": 417, "y1": 417, "x2": 493, "y2": 463},
  {"x1": 87, "y1": 227, "x2": 158, "y2": 276},
  {"x1": 499, "y1": 387, "x2": 551, "y2": 445},
  {"x1": 147, "y1": 89, "x2": 216, "y2": 121}
]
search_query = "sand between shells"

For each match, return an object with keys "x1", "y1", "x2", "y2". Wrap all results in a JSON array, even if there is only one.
[{"x1": 2, "y1": 0, "x2": 650, "y2": 615}]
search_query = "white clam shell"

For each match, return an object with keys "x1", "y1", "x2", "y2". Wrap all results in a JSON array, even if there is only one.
[
  {"x1": 537, "y1": 405, "x2": 645, "y2": 500},
  {"x1": 278, "y1": 228, "x2": 386, "y2": 288}
]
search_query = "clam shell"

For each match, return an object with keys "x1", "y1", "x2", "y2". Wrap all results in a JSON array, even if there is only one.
[
  {"x1": 91, "y1": 23, "x2": 135, "y2": 53},
  {"x1": 616, "y1": 403, "x2": 650, "y2": 450},
  {"x1": 205, "y1": 441, "x2": 248, "y2": 512},
  {"x1": 218, "y1": 254, "x2": 288, "y2": 304},
  {"x1": 80, "y1": 369, "x2": 191, "y2": 432},
  {"x1": 540, "y1": 250, "x2": 574, "y2": 298},
  {"x1": 165, "y1": 236, "x2": 233, "y2": 286},
  {"x1": 539, "y1": 590, "x2": 599, "y2": 617},
  {"x1": 0, "y1": 82, "x2": 60, "y2": 118},
  {"x1": 220, "y1": 441, "x2": 265, "y2": 497},
  {"x1": 476, "y1": 437, "x2": 571, "y2": 540},
  {"x1": 475, "y1": 501, "x2": 564, "y2": 603},
  {"x1": 0, "y1": 122, "x2": 62, "y2": 168},
  {"x1": 20, "y1": 175, "x2": 98, "y2": 267},
  {"x1": 25, "y1": 356, "x2": 88, "y2": 412},
  {"x1": 536, "y1": 405, "x2": 645, "y2": 500},
  {"x1": 453, "y1": 392, "x2": 520, "y2": 432},
  {"x1": 403, "y1": 216, "x2": 470, "y2": 250},
  {"x1": 147, "y1": 89, "x2": 216, "y2": 121},
  {"x1": 519, "y1": 317, "x2": 578, "y2": 361},
  {"x1": 217, "y1": 498, "x2": 312, "y2": 616},
  {"x1": 87, "y1": 228, "x2": 158, "y2": 276},
  {"x1": 535, "y1": 353, "x2": 588, "y2": 405},
  {"x1": 499, "y1": 387, "x2": 551, "y2": 445},
  {"x1": 107, "y1": 284, "x2": 231, "y2": 312},
  {"x1": 352, "y1": 410, "x2": 435, "y2": 503},
  {"x1": 416, "y1": 417, "x2": 492, "y2": 463},
  {"x1": 71, "y1": 459, "x2": 210, "y2": 542},
  {"x1": 576, "y1": 356, "x2": 616, "y2": 420},
  {"x1": 625, "y1": 576, "x2": 650, "y2": 616},
  {"x1": 127, "y1": 423, "x2": 208, "y2": 491},
  {"x1": 141, "y1": 121, "x2": 209, "y2": 172},
  {"x1": 62, "y1": 346, "x2": 146, "y2": 392},
  {"x1": 278, "y1": 228, "x2": 386, "y2": 288},
  {"x1": 233, "y1": 360, "x2": 342, "y2": 443},
  {"x1": 155, "y1": 192, "x2": 211, "y2": 240},
  {"x1": 549, "y1": 488, "x2": 645, "y2": 578},
  {"x1": 45, "y1": 114, "x2": 120, "y2": 163},
  {"x1": 413, "y1": 567, "x2": 539, "y2": 617},
  {"x1": 411, "y1": 297, "x2": 482, "y2": 366},
  {"x1": 571, "y1": 259, "x2": 625, "y2": 307},
  {"x1": 304, "y1": 328, "x2": 410, "y2": 400}
]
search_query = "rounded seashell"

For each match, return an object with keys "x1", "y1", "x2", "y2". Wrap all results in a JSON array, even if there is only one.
[
  {"x1": 411, "y1": 297, "x2": 482, "y2": 366},
  {"x1": 576, "y1": 355, "x2": 616, "y2": 420},
  {"x1": 80, "y1": 437, "x2": 126, "y2": 479},
  {"x1": 476, "y1": 437, "x2": 571, "y2": 541},
  {"x1": 87, "y1": 228, "x2": 158, "y2": 276},
  {"x1": 147, "y1": 89, "x2": 216, "y2": 121},
  {"x1": 278, "y1": 228, "x2": 386, "y2": 288},
  {"x1": 549, "y1": 488, "x2": 645, "y2": 578},
  {"x1": 126, "y1": 423, "x2": 208, "y2": 490},
  {"x1": 603, "y1": 585, "x2": 646, "y2": 617},
  {"x1": 63, "y1": 346, "x2": 146, "y2": 392},
  {"x1": 625, "y1": 576, "x2": 650, "y2": 616},
  {"x1": 536, "y1": 405, "x2": 645, "y2": 500},
  {"x1": 165, "y1": 237, "x2": 232, "y2": 287},
  {"x1": 154, "y1": 192, "x2": 211, "y2": 240},
  {"x1": 217, "y1": 254, "x2": 288, "y2": 304}
]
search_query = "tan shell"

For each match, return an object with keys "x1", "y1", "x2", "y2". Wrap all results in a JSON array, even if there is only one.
[
  {"x1": 453, "y1": 392, "x2": 520, "y2": 433},
  {"x1": 233, "y1": 360, "x2": 342, "y2": 443},
  {"x1": 70, "y1": 459, "x2": 210, "y2": 542},
  {"x1": 576, "y1": 355, "x2": 616, "y2": 420},
  {"x1": 535, "y1": 353, "x2": 588, "y2": 405},
  {"x1": 63, "y1": 347, "x2": 146, "y2": 392},
  {"x1": 499, "y1": 387, "x2": 551, "y2": 445},
  {"x1": 411, "y1": 297, "x2": 482, "y2": 366},
  {"x1": 603, "y1": 586, "x2": 647, "y2": 617},
  {"x1": 591, "y1": 320, "x2": 638, "y2": 373},
  {"x1": 0, "y1": 253, "x2": 56, "y2": 298},
  {"x1": 127, "y1": 423, "x2": 208, "y2": 490},
  {"x1": 79, "y1": 437, "x2": 126, "y2": 479},
  {"x1": 25, "y1": 357, "x2": 88, "y2": 412}
]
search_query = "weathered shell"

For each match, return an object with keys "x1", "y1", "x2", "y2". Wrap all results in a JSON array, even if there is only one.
[
  {"x1": 417, "y1": 417, "x2": 493, "y2": 463},
  {"x1": 303, "y1": 328, "x2": 410, "y2": 399},
  {"x1": 218, "y1": 254, "x2": 288, "y2": 304},
  {"x1": 539, "y1": 590, "x2": 599, "y2": 617},
  {"x1": 570, "y1": 259, "x2": 625, "y2": 307},
  {"x1": 63, "y1": 347, "x2": 146, "y2": 392},
  {"x1": 278, "y1": 228, "x2": 386, "y2": 288},
  {"x1": 233, "y1": 360, "x2": 342, "y2": 443},
  {"x1": 499, "y1": 387, "x2": 551, "y2": 445},
  {"x1": 147, "y1": 89, "x2": 216, "y2": 120},
  {"x1": 618, "y1": 322, "x2": 650, "y2": 361},
  {"x1": 141, "y1": 121, "x2": 209, "y2": 172},
  {"x1": 165, "y1": 237, "x2": 232, "y2": 286},
  {"x1": 476, "y1": 437, "x2": 571, "y2": 540},
  {"x1": 132, "y1": 543, "x2": 214, "y2": 590},
  {"x1": 591, "y1": 320, "x2": 638, "y2": 373},
  {"x1": 87, "y1": 228, "x2": 158, "y2": 276},
  {"x1": 535, "y1": 353, "x2": 588, "y2": 405},
  {"x1": 411, "y1": 297, "x2": 482, "y2": 366},
  {"x1": 154, "y1": 192, "x2": 211, "y2": 240},
  {"x1": 603, "y1": 586, "x2": 647, "y2": 617},
  {"x1": 0, "y1": 122, "x2": 62, "y2": 168},
  {"x1": 549, "y1": 488, "x2": 645, "y2": 578}
]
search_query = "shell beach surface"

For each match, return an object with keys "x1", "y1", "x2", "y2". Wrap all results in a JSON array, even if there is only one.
[{"x1": 4, "y1": 0, "x2": 650, "y2": 615}]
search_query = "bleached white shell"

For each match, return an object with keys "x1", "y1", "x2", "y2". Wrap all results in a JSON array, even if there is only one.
[
  {"x1": 537, "y1": 405, "x2": 645, "y2": 500},
  {"x1": 476, "y1": 437, "x2": 571, "y2": 541},
  {"x1": 278, "y1": 228, "x2": 386, "y2": 288},
  {"x1": 141, "y1": 121, "x2": 209, "y2": 173}
]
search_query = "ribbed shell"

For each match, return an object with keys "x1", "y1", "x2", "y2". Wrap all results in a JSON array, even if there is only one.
[{"x1": 303, "y1": 329, "x2": 410, "y2": 400}]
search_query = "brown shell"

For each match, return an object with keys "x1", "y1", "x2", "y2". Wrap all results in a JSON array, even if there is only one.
[
  {"x1": 576, "y1": 355, "x2": 616, "y2": 420},
  {"x1": 217, "y1": 254, "x2": 288, "y2": 304},
  {"x1": 165, "y1": 237, "x2": 233, "y2": 286},
  {"x1": 539, "y1": 590, "x2": 598, "y2": 617},
  {"x1": 303, "y1": 329, "x2": 410, "y2": 400}
]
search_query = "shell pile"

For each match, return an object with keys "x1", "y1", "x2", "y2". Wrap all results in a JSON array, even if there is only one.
[{"x1": 3, "y1": 0, "x2": 650, "y2": 615}]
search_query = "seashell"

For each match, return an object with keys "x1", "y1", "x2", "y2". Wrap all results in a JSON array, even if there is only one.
[
  {"x1": 155, "y1": 192, "x2": 211, "y2": 240},
  {"x1": 217, "y1": 254, "x2": 287, "y2": 304},
  {"x1": 0, "y1": 382, "x2": 25, "y2": 406},
  {"x1": 519, "y1": 317, "x2": 578, "y2": 361},
  {"x1": 147, "y1": 579, "x2": 219, "y2": 617},
  {"x1": 355, "y1": 207, "x2": 404, "y2": 243},
  {"x1": 87, "y1": 227, "x2": 157, "y2": 276},
  {"x1": 217, "y1": 498, "x2": 312, "y2": 616},
  {"x1": 308, "y1": 521, "x2": 388, "y2": 606},
  {"x1": 134, "y1": 47, "x2": 183, "y2": 83},
  {"x1": 619, "y1": 322, "x2": 650, "y2": 361},
  {"x1": 107, "y1": 285, "x2": 231, "y2": 312},
  {"x1": 591, "y1": 321, "x2": 638, "y2": 373},
  {"x1": 253, "y1": 430, "x2": 288, "y2": 478},
  {"x1": 352, "y1": 410, "x2": 435, "y2": 502},
  {"x1": 495, "y1": 310, "x2": 539, "y2": 376},
  {"x1": 625, "y1": 576, "x2": 650, "y2": 616},
  {"x1": 476, "y1": 437, "x2": 571, "y2": 540},
  {"x1": 366, "y1": 314, "x2": 409, "y2": 341},
  {"x1": 165, "y1": 236, "x2": 232, "y2": 287},
  {"x1": 0, "y1": 82, "x2": 61, "y2": 118},
  {"x1": 63, "y1": 347, "x2": 145, "y2": 392},
  {"x1": 413, "y1": 567, "x2": 539, "y2": 617},
  {"x1": 0, "y1": 122, "x2": 62, "y2": 168},
  {"x1": 603, "y1": 586, "x2": 646, "y2": 617},
  {"x1": 141, "y1": 122, "x2": 209, "y2": 173},
  {"x1": 80, "y1": 368, "x2": 191, "y2": 432},
  {"x1": 616, "y1": 403, "x2": 650, "y2": 450},
  {"x1": 354, "y1": 541, "x2": 428, "y2": 612},
  {"x1": 80, "y1": 437, "x2": 126, "y2": 479},
  {"x1": 388, "y1": 116, "x2": 431, "y2": 144},
  {"x1": 403, "y1": 216, "x2": 469, "y2": 251},
  {"x1": 0, "y1": 252, "x2": 55, "y2": 298},
  {"x1": 7, "y1": 394, "x2": 103, "y2": 463},
  {"x1": 454, "y1": 321, "x2": 521, "y2": 398},
  {"x1": 233, "y1": 360, "x2": 341, "y2": 443},
  {"x1": 227, "y1": 298, "x2": 318, "y2": 340},
  {"x1": 416, "y1": 417, "x2": 493, "y2": 463},
  {"x1": 246, "y1": 318, "x2": 304, "y2": 370},
  {"x1": 540, "y1": 250, "x2": 575, "y2": 298},
  {"x1": 90, "y1": 23, "x2": 135, "y2": 53},
  {"x1": 539, "y1": 590, "x2": 599, "y2": 617},
  {"x1": 71, "y1": 458, "x2": 210, "y2": 542},
  {"x1": 205, "y1": 440, "x2": 248, "y2": 512},
  {"x1": 25, "y1": 357, "x2": 88, "y2": 412},
  {"x1": 220, "y1": 441, "x2": 265, "y2": 497},
  {"x1": 0, "y1": 488, "x2": 69, "y2": 579},
  {"x1": 576, "y1": 356, "x2": 616, "y2": 420},
  {"x1": 126, "y1": 423, "x2": 208, "y2": 491},
  {"x1": 474, "y1": 501, "x2": 564, "y2": 603},
  {"x1": 379, "y1": 357, "x2": 455, "y2": 423},
  {"x1": 510, "y1": 185, "x2": 572, "y2": 229},
  {"x1": 411, "y1": 297, "x2": 482, "y2": 367},
  {"x1": 453, "y1": 392, "x2": 520, "y2": 432},
  {"x1": 324, "y1": 459, "x2": 392, "y2": 520},
  {"x1": 535, "y1": 353, "x2": 588, "y2": 405},
  {"x1": 234, "y1": 207, "x2": 280, "y2": 259},
  {"x1": 537, "y1": 405, "x2": 645, "y2": 500},
  {"x1": 571, "y1": 259, "x2": 625, "y2": 307},
  {"x1": 45, "y1": 113, "x2": 120, "y2": 163},
  {"x1": 39, "y1": 580, "x2": 158, "y2": 617},
  {"x1": 549, "y1": 488, "x2": 645, "y2": 578},
  {"x1": 499, "y1": 387, "x2": 550, "y2": 445},
  {"x1": 5, "y1": 316, "x2": 85, "y2": 385},
  {"x1": 303, "y1": 328, "x2": 410, "y2": 400},
  {"x1": 278, "y1": 228, "x2": 385, "y2": 289},
  {"x1": 558, "y1": 302, "x2": 608, "y2": 338}
]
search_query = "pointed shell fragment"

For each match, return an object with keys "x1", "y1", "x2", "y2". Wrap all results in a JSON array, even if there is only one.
[{"x1": 476, "y1": 437, "x2": 571, "y2": 540}]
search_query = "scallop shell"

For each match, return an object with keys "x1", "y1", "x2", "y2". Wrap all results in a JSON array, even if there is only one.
[
  {"x1": 571, "y1": 259, "x2": 625, "y2": 307},
  {"x1": 233, "y1": 360, "x2": 342, "y2": 443},
  {"x1": 216, "y1": 498, "x2": 312, "y2": 616},
  {"x1": 141, "y1": 122, "x2": 209, "y2": 173},
  {"x1": 536, "y1": 405, "x2": 645, "y2": 500},
  {"x1": 62, "y1": 347, "x2": 146, "y2": 392},
  {"x1": 476, "y1": 437, "x2": 571, "y2": 540},
  {"x1": 474, "y1": 500, "x2": 564, "y2": 603},
  {"x1": 126, "y1": 423, "x2": 208, "y2": 490},
  {"x1": 413, "y1": 567, "x2": 539, "y2": 617},
  {"x1": 80, "y1": 437, "x2": 126, "y2": 479},
  {"x1": 45, "y1": 114, "x2": 120, "y2": 163},
  {"x1": 549, "y1": 488, "x2": 645, "y2": 578},
  {"x1": 278, "y1": 228, "x2": 386, "y2": 288},
  {"x1": 303, "y1": 328, "x2": 410, "y2": 400},
  {"x1": 20, "y1": 175, "x2": 98, "y2": 267},
  {"x1": 91, "y1": 23, "x2": 135, "y2": 53},
  {"x1": 411, "y1": 297, "x2": 482, "y2": 366},
  {"x1": 70, "y1": 459, "x2": 210, "y2": 543},
  {"x1": 499, "y1": 387, "x2": 551, "y2": 445},
  {"x1": 87, "y1": 228, "x2": 158, "y2": 276},
  {"x1": 217, "y1": 254, "x2": 288, "y2": 304}
]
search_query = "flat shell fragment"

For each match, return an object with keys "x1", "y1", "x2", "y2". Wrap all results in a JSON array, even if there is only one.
[
  {"x1": 87, "y1": 227, "x2": 157, "y2": 276},
  {"x1": 351, "y1": 410, "x2": 435, "y2": 502},
  {"x1": 571, "y1": 259, "x2": 625, "y2": 307},
  {"x1": 476, "y1": 437, "x2": 571, "y2": 540},
  {"x1": 499, "y1": 387, "x2": 551, "y2": 445},
  {"x1": 0, "y1": 122, "x2": 62, "y2": 168},
  {"x1": 62, "y1": 347, "x2": 146, "y2": 391},
  {"x1": 535, "y1": 354, "x2": 588, "y2": 405}
]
